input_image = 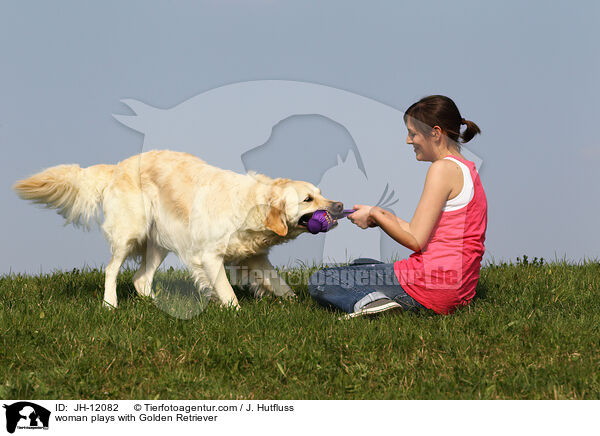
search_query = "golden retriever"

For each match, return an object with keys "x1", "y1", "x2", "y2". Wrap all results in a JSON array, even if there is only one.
[{"x1": 14, "y1": 150, "x2": 343, "y2": 309}]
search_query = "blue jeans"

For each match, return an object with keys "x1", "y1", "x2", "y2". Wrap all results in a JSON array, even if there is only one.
[{"x1": 307, "y1": 258, "x2": 425, "y2": 314}]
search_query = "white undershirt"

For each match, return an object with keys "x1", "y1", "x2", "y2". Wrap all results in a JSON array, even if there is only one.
[{"x1": 442, "y1": 157, "x2": 474, "y2": 212}]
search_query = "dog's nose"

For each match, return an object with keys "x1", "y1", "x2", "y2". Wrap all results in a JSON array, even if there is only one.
[{"x1": 330, "y1": 202, "x2": 343, "y2": 215}]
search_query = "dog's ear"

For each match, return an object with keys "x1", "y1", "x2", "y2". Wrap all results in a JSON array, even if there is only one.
[{"x1": 265, "y1": 201, "x2": 288, "y2": 237}]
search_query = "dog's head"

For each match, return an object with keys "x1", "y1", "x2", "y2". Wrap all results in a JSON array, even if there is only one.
[{"x1": 264, "y1": 179, "x2": 343, "y2": 237}]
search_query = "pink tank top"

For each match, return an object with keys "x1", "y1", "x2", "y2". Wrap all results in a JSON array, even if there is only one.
[{"x1": 394, "y1": 155, "x2": 487, "y2": 314}]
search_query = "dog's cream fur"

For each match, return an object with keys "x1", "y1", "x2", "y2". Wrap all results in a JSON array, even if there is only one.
[{"x1": 14, "y1": 150, "x2": 340, "y2": 309}]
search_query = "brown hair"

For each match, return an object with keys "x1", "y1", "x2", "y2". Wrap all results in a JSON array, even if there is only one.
[{"x1": 404, "y1": 95, "x2": 481, "y2": 144}]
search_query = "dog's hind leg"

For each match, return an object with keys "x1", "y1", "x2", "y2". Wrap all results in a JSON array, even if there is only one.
[
  {"x1": 190, "y1": 253, "x2": 240, "y2": 310},
  {"x1": 133, "y1": 239, "x2": 168, "y2": 298},
  {"x1": 104, "y1": 245, "x2": 130, "y2": 309}
]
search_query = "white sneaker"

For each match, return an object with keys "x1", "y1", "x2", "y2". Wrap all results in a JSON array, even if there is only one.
[{"x1": 341, "y1": 298, "x2": 402, "y2": 320}]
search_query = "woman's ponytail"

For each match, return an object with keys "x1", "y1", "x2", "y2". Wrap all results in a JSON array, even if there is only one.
[{"x1": 460, "y1": 119, "x2": 481, "y2": 144}]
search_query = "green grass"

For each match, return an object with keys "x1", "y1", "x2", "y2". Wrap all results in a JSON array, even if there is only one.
[{"x1": 1, "y1": 258, "x2": 599, "y2": 399}]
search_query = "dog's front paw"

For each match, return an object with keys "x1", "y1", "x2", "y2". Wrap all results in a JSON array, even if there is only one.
[
  {"x1": 102, "y1": 300, "x2": 118, "y2": 310},
  {"x1": 281, "y1": 291, "x2": 297, "y2": 300},
  {"x1": 219, "y1": 301, "x2": 241, "y2": 311}
]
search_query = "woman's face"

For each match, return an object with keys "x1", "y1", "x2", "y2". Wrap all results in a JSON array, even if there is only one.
[{"x1": 405, "y1": 119, "x2": 435, "y2": 162}]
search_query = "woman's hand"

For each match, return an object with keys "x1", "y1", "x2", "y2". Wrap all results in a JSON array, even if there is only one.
[{"x1": 348, "y1": 204, "x2": 378, "y2": 229}]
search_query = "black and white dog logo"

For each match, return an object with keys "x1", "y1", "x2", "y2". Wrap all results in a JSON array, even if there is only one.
[{"x1": 3, "y1": 402, "x2": 50, "y2": 434}]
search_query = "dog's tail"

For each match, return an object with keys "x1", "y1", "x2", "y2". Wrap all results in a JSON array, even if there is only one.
[{"x1": 14, "y1": 163, "x2": 115, "y2": 229}]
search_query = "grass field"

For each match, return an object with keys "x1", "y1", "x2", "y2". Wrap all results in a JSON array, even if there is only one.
[{"x1": 1, "y1": 257, "x2": 599, "y2": 400}]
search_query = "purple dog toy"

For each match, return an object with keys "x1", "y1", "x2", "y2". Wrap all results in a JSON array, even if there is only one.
[{"x1": 306, "y1": 209, "x2": 355, "y2": 234}]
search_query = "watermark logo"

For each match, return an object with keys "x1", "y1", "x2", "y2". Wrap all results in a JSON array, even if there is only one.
[
  {"x1": 3, "y1": 402, "x2": 50, "y2": 434},
  {"x1": 112, "y1": 80, "x2": 482, "y2": 317}
]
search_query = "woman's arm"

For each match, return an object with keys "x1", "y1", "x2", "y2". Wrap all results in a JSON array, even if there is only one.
[
  {"x1": 368, "y1": 207, "x2": 421, "y2": 251},
  {"x1": 351, "y1": 159, "x2": 460, "y2": 252}
]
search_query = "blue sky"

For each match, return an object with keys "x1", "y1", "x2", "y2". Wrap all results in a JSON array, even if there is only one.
[{"x1": 1, "y1": 0, "x2": 598, "y2": 274}]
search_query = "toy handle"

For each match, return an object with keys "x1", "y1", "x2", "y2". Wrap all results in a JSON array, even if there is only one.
[{"x1": 341, "y1": 209, "x2": 356, "y2": 218}]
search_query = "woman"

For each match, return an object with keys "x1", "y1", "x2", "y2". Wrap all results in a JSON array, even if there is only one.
[{"x1": 308, "y1": 95, "x2": 487, "y2": 318}]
